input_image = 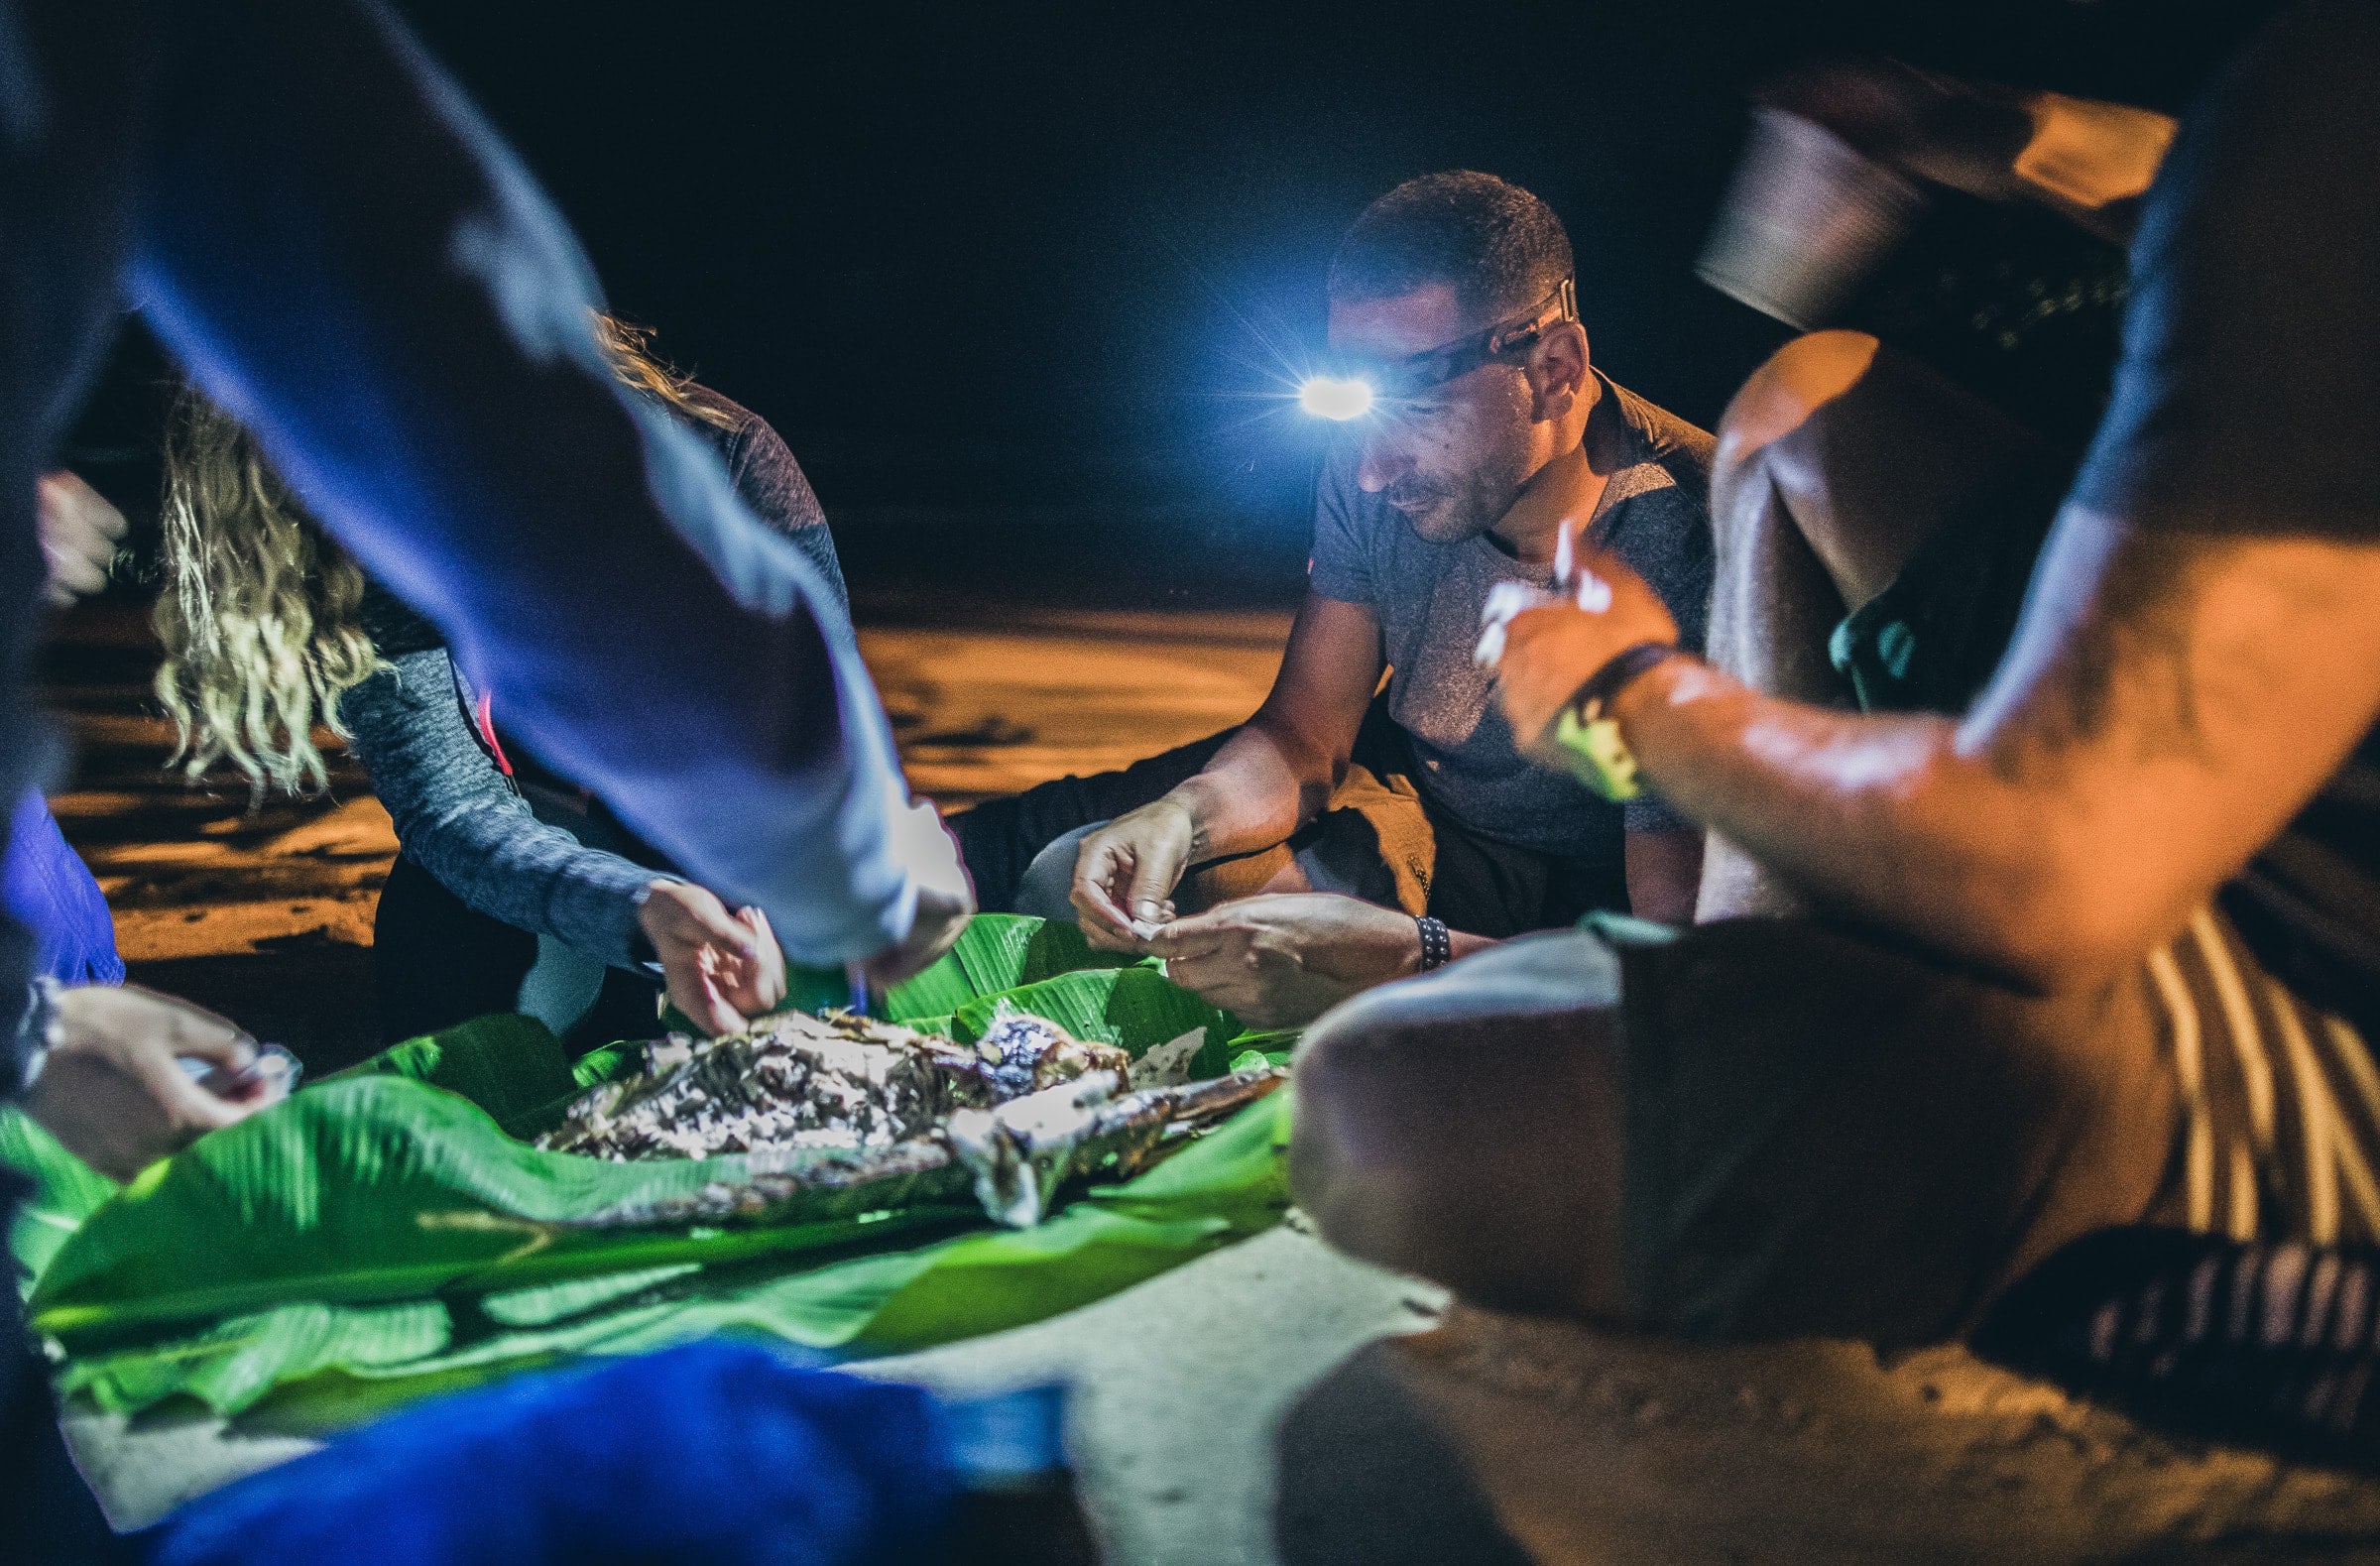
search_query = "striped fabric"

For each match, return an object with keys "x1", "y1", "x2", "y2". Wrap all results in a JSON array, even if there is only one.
[{"x1": 2146, "y1": 906, "x2": 2380, "y2": 1247}]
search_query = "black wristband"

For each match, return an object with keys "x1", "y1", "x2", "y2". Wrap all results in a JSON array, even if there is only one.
[
  {"x1": 1415, "y1": 914, "x2": 1452, "y2": 973},
  {"x1": 1568, "y1": 640, "x2": 1681, "y2": 719}
]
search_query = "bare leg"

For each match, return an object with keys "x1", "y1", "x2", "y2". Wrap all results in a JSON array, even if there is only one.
[
  {"x1": 1699, "y1": 331, "x2": 2052, "y2": 920},
  {"x1": 1290, "y1": 930, "x2": 1632, "y2": 1321}
]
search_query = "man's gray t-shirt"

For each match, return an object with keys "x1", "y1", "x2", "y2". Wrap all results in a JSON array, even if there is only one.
[{"x1": 1307, "y1": 376, "x2": 1715, "y2": 873}]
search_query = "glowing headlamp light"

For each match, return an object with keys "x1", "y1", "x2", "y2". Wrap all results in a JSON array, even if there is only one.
[
  {"x1": 1298, "y1": 376, "x2": 1375, "y2": 422},
  {"x1": 1298, "y1": 276, "x2": 1580, "y2": 422}
]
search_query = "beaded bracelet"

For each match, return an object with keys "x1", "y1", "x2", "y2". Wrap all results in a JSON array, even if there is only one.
[{"x1": 1415, "y1": 914, "x2": 1452, "y2": 973}]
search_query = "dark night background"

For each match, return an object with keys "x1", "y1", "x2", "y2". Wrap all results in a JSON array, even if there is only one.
[{"x1": 69, "y1": 0, "x2": 2268, "y2": 612}]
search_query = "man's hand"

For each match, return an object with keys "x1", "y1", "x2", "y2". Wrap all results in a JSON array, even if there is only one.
[
  {"x1": 1147, "y1": 893, "x2": 1422, "y2": 1028},
  {"x1": 1070, "y1": 797, "x2": 1198, "y2": 950},
  {"x1": 1482, "y1": 546, "x2": 1678, "y2": 754},
  {"x1": 37, "y1": 470, "x2": 126, "y2": 608},
  {"x1": 24, "y1": 985, "x2": 276, "y2": 1180},
  {"x1": 640, "y1": 880, "x2": 788, "y2": 1034}
]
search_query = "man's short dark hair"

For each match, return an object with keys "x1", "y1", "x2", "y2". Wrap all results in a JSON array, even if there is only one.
[{"x1": 1327, "y1": 171, "x2": 1574, "y2": 327}]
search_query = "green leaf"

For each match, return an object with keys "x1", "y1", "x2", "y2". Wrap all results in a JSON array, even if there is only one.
[
  {"x1": 325, "y1": 1014, "x2": 578, "y2": 1140},
  {"x1": 27, "y1": 1076, "x2": 969, "y2": 1345},
  {"x1": 60, "y1": 1300, "x2": 450, "y2": 1416},
  {"x1": 57, "y1": 1091, "x2": 1293, "y2": 1420},
  {"x1": 882, "y1": 914, "x2": 1141, "y2": 1024},
  {"x1": 0, "y1": 1105, "x2": 118, "y2": 1294},
  {"x1": 950, "y1": 966, "x2": 1240, "y2": 1059}
]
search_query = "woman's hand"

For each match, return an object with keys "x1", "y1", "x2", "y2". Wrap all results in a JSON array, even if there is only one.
[
  {"x1": 1482, "y1": 546, "x2": 1678, "y2": 755},
  {"x1": 639, "y1": 880, "x2": 787, "y2": 1034},
  {"x1": 37, "y1": 470, "x2": 126, "y2": 608},
  {"x1": 25, "y1": 985, "x2": 279, "y2": 1180}
]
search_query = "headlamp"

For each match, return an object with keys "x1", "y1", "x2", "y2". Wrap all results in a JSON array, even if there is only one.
[
  {"x1": 1299, "y1": 277, "x2": 1578, "y2": 419},
  {"x1": 1298, "y1": 376, "x2": 1374, "y2": 421}
]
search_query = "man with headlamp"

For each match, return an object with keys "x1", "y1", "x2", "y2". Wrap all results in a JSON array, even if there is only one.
[
  {"x1": 1289, "y1": 1, "x2": 2380, "y2": 1426},
  {"x1": 1017, "y1": 172, "x2": 1716, "y2": 1024}
]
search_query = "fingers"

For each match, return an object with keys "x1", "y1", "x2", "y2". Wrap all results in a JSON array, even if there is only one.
[
  {"x1": 735, "y1": 906, "x2": 788, "y2": 1013},
  {"x1": 100, "y1": 985, "x2": 258, "y2": 1065},
  {"x1": 1144, "y1": 909, "x2": 1237, "y2": 964},
  {"x1": 642, "y1": 881, "x2": 760, "y2": 960},
  {"x1": 662, "y1": 958, "x2": 748, "y2": 1035},
  {"x1": 42, "y1": 540, "x2": 109, "y2": 599},
  {"x1": 37, "y1": 471, "x2": 126, "y2": 605},
  {"x1": 1070, "y1": 840, "x2": 1146, "y2": 949}
]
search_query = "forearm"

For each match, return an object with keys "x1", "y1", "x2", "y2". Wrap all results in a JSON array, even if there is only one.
[
  {"x1": 132, "y1": 0, "x2": 926, "y2": 965},
  {"x1": 1613, "y1": 660, "x2": 2102, "y2": 986},
  {"x1": 1168, "y1": 716, "x2": 1336, "y2": 863},
  {"x1": 340, "y1": 656, "x2": 654, "y2": 967}
]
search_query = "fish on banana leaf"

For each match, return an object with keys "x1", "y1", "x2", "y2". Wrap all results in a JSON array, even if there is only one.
[{"x1": 540, "y1": 1007, "x2": 1282, "y2": 1230}]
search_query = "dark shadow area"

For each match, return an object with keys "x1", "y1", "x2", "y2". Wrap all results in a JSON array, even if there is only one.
[{"x1": 1273, "y1": 1338, "x2": 1535, "y2": 1566}]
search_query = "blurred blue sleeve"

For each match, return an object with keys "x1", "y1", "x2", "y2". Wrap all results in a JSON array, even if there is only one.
[
  {"x1": 155, "y1": 1343, "x2": 959, "y2": 1566},
  {"x1": 126, "y1": 0, "x2": 942, "y2": 965},
  {"x1": 2, "y1": 789, "x2": 121, "y2": 987}
]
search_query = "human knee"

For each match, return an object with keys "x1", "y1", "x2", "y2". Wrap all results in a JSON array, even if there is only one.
[
  {"x1": 1713, "y1": 330, "x2": 1883, "y2": 505},
  {"x1": 1288, "y1": 951, "x2": 1630, "y2": 1317},
  {"x1": 1012, "y1": 824, "x2": 1098, "y2": 921}
]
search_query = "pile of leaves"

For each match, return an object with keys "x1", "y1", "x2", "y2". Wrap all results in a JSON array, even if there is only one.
[{"x1": 2, "y1": 915, "x2": 1298, "y2": 1427}]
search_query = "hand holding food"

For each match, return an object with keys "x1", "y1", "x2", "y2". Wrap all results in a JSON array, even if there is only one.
[
  {"x1": 24, "y1": 984, "x2": 282, "y2": 1180},
  {"x1": 1147, "y1": 893, "x2": 1420, "y2": 1028},
  {"x1": 1069, "y1": 796, "x2": 1197, "y2": 950},
  {"x1": 1480, "y1": 543, "x2": 1677, "y2": 758},
  {"x1": 639, "y1": 880, "x2": 788, "y2": 1035}
]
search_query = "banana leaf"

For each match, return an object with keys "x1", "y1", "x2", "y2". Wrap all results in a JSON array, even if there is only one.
[
  {"x1": 326, "y1": 1012, "x2": 579, "y2": 1140},
  {"x1": 14, "y1": 913, "x2": 1298, "y2": 1422},
  {"x1": 26, "y1": 1075, "x2": 978, "y2": 1345},
  {"x1": 56, "y1": 1089, "x2": 1292, "y2": 1422},
  {"x1": 880, "y1": 913, "x2": 1140, "y2": 1021},
  {"x1": 0, "y1": 1105, "x2": 117, "y2": 1295}
]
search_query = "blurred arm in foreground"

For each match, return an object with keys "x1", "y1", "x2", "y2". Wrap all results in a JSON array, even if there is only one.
[{"x1": 129, "y1": 0, "x2": 967, "y2": 985}]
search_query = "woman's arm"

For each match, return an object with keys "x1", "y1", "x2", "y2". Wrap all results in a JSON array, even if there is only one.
[{"x1": 339, "y1": 650, "x2": 656, "y2": 968}]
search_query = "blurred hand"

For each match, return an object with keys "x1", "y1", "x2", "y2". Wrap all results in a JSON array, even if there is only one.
[
  {"x1": 640, "y1": 880, "x2": 788, "y2": 1035},
  {"x1": 857, "y1": 801, "x2": 975, "y2": 989},
  {"x1": 37, "y1": 470, "x2": 126, "y2": 608},
  {"x1": 1148, "y1": 893, "x2": 1420, "y2": 1028},
  {"x1": 1069, "y1": 797, "x2": 1197, "y2": 951},
  {"x1": 24, "y1": 984, "x2": 274, "y2": 1180},
  {"x1": 1483, "y1": 544, "x2": 1678, "y2": 757},
  {"x1": 1754, "y1": 60, "x2": 2035, "y2": 201}
]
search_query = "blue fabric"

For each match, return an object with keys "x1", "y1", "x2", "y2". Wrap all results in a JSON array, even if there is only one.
[
  {"x1": 2, "y1": 790, "x2": 120, "y2": 986},
  {"x1": 155, "y1": 1343, "x2": 959, "y2": 1566},
  {"x1": 128, "y1": 0, "x2": 927, "y2": 966}
]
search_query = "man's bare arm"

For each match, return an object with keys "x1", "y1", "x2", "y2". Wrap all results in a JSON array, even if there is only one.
[
  {"x1": 1174, "y1": 593, "x2": 1386, "y2": 859},
  {"x1": 1502, "y1": 514, "x2": 2380, "y2": 992},
  {"x1": 1070, "y1": 592, "x2": 1383, "y2": 943}
]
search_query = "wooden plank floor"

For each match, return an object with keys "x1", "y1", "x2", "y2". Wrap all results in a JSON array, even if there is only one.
[{"x1": 40, "y1": 597, "x2": 1288, "y2": 1069}]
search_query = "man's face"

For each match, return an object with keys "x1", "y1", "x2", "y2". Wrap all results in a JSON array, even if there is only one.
[{"x1": 1326, "y1": 282, "x2": 1539, "y2": 544}]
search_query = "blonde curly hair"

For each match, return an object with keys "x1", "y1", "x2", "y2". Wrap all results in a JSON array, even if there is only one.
[{"x1": 154, "y1": 314, "x2": 737, "y2": 798}]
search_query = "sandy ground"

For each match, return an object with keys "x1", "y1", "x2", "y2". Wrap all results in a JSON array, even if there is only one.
[{"x1": 42, "y1": 595, "x2": 2380, "y2": 1561}]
